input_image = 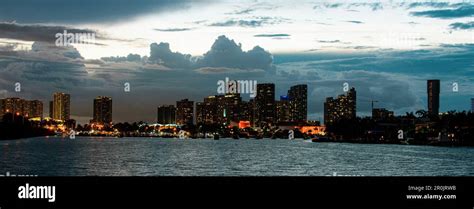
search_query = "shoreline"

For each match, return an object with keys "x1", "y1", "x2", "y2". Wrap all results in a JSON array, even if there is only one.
[{"x1": 4, "y1": 135, "x2": 473, "y2": 148}]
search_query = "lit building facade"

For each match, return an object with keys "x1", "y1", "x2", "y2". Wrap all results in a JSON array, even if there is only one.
[
  {"x1": 256, "y1": 83, "x2": 275, "y2": 126},
  {"x1": 288, "y1": 84, "x2": 307, "y2": 122},
  {"x1": 0, "y1": 98, "x2": 43, "y2": 118},
  {"x1": 93, "y1": 96, "x2": 113, "y2": 124},
  {"x1": 176, "y1": 99, "x2": 194, "y2": 125},
  {"x1": 28, "y1": 100, "x2": 43, "y2": 118},
  {"x1": 0, "y1": 97, "x2": 24, "y2": 117},
  {"x1": 324, "y1": 87, "x2": 356, "y2": 124},
  {"x1": 276, "y1": 95, "x2": 291, "y2": 123},
  {"x1": 52, "y1": 92, "x2": 70, "y2": 121}
]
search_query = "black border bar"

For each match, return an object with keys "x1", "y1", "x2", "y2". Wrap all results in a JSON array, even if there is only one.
[{"x1": 0, "y1": 177, "x2": 472, "y2": 209}]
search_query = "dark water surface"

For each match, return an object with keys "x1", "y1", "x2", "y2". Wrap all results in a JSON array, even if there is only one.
[{"x1": 1, "y1": 137, "x2": 473, "y2": 176}]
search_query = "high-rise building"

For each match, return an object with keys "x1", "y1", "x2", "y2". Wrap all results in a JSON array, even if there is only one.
[
  {"x1": 219, "y1": 93, "x2": 241, "y2": 124},
  {"x1": 0, "y1": 97, "x2": 24, "y2": 117},
  {"x1": 256, "y1": 83, "x2": 275, "y2": 126},
  {"x1": 176, "y1": 99, "x2": 194, "y2": 125},
  {"x1": 52, "y1": 92, "x2": 70, "y2": 121},
  {"x1": 427, "y1": 80, "x2": 440, "y2": 116},
  {"x1": 27, "y1": 100, "x2": 43, "y2": 118},
  {"x1": 195, "y1": 102, "x2": 205, "y2": 124},
  {"x1": 471, "y1": 98, "x2": 474, "y2": 113},
  {"x1": 49, "y1": 101, "x2": 53, "y2": 118},
  {"x1": 93, "y1": 96, "x2": 112, "y2": 124},
  {"x1": 196, "y1": 94, "x2": 242, "y2": 125},
  {"x1": 288, "y1": 84, "x2": 307, "y2": 122},
  {"x1": 324, "y1": 87, "x2": 356, "y2": 124},
  {"x1": 240, "y1": 100, "x2": 254, "y2": 124},
  {"x1": 0, "y1": 98, "x2": 43, "y2": 118},
  {"x1": 196, "y1": 96, "x2": 218, "y2": 124},
  {"x1": 157, "y1": 105, "x2": 176, "y2": 124},
  {"x1": 276, "y1": 95, "x2": 291, "y2": 123}
]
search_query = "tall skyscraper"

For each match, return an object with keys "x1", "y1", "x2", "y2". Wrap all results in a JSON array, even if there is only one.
[
  {"x1": 256, "y1": 83, "x2": 275, "y2": 126},
  {"x1": 49, "y1": 101, "x2": 53, "y2": 118},
  {"x1": 176, "y1": 99, "x2": 194, "y2": 125},
  {"x1": 157, "y1": 105, "x2": 176, "y2": 124},
  {"x1": 427, "y1": 80, "x2": 440, "y2": 116},
  {"x1": 471, "y1": 98, "x2": 474, "y2": 113},
  {"x1": 240, "y1": 100, "x2": 254, "y2": 123},
  {"x1": 27, "y1": 100, "x2": 43, "y2": 118},
  {"x1": 93, "y1": 96, "x2": 112, "y2": 124},
  {"x1": 288, "y1": 84, "x2": 307, "y2": 122},
  {"x1": 276, "y1": 95, "x2": 291, "y2": 123},
  {"x1": 196, "y1": 96, "x2": 218, "y2": 124},
  {"x1": 52, "y1": 92, "x2": 70, "y2": 121},
  {"x1": 219, "y1": 93, "x2": 241, "y2": 124},
  {"x1": 324, "y1": 87, "x2": 356, "y2": 124}
]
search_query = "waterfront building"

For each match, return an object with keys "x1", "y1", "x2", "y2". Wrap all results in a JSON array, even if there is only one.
[
  {"x1": 157, "y1": 105, "x2": 176, "y2": 124},
  {"x1": 255, "y1": 83, "x2": 275, "y2": 126},
  {"x1": 93, "y1": 96, "x2": 113, "y2": 124},
  {"x1": 288, "y1": 84, "x2": 308, "y2": 122},
  {"x1": 176, "y1": 99, "x2": 194, "y2": 125},
  {"x1": 52, "y1": 92, "x2": 70, "y2": 121},
  {"x1": 324, "y1": 87, "x2": 356, "y2": 124},
  {"x1": 427, "y1": 80, "x2": 440, "y2": 116}
]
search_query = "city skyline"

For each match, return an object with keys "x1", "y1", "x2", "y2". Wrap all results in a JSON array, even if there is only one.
[
  {"x1": 0, "y1": 79, "x2": 471, "y2": 126},
  {"x1": 0, "y1": 0, "x2": 473, "y2": 123}
]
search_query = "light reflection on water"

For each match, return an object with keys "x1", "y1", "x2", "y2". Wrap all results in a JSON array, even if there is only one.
[{"x1": 0, "y1": 137, "x2": 473, "y2": 176}]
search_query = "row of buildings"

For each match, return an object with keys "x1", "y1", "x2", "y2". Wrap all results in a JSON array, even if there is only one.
[
  {"x1": 157, "y1": 84, "x2": 308, "y2": 127},
  {"x1": 1, "y1": 79, "x2": 472, "y2": 129},
  {"x1": 322, "y1": 79, "x2": 449, "y2": 124},
  {"x1": 0, "y1": 93, "x2": 72, "y2": 121},
  {"x1": 0, "y1": 98, "x2": 43, "y2": 118},
  {"x1": 0, "y1": 93, "x2": 112, "y2": 125}
]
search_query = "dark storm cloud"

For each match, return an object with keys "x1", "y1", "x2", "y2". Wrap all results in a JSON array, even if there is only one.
[
  {"x1": 101, "y1": 54, "x2": 143, "y2": 62},
  {"x1": 0, "y1": 22, "x2": 100, "y2": 44},
  {"x1": 0, "y1": 0, "x2": 197, "y2": 24},
  {"x1": 410, "y1": 5, "x2": 474, "y2": 19},
  {"x1": 147, "y1": 35, "x2": 276, "y2": 73},
  {"x1": 148, "y1": 42, "x2": 193, "y2": 68},
  {"x1": 195, "y1": 35, "x2": 275, "y2": 73},
  {"x1": 449, "y1": 21, "x2": 474, "y2": 30}
]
